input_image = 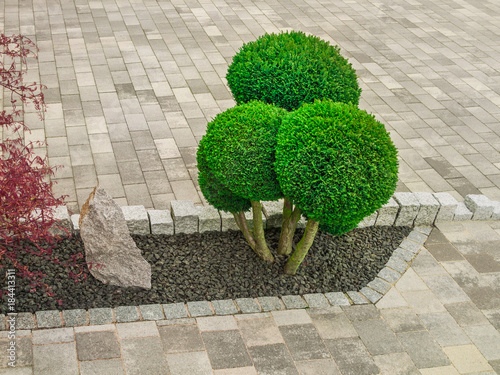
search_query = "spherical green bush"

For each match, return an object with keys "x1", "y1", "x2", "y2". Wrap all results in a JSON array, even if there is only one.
[
  {"x1": 200, "y1": 101, "x2": 287, "y2": 203},
  {"x1": 275, "y1": 100, "x2": 398, "y2": 236},
  {"x1": 226, "y1": 31, "x2": 361, "y2": 112},
  {"x1": 197, "y1": 138, "x2": 251, "y2": 213}
]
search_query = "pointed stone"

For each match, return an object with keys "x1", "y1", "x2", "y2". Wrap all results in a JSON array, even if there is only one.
[{"x1": 79, "y1": 186, "x2": 152, "y2": 289}]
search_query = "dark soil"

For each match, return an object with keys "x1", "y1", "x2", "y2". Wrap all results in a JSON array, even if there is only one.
[{"x1": 0, "y1": 226, "x2": 411, "y2": 313}]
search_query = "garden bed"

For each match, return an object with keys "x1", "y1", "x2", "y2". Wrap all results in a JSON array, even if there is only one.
[{"x1": 1, "y1": 225, "x2": 411, "y2": 313}]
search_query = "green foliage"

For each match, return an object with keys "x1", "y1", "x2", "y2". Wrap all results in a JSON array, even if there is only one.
[
  {"x1": 275, "y1": 100, "x2": 398, "y2": 236},
  {"x1": 199, "y1": 101, "x2": 287, "y2": 202},
  {"x1": 226, "y1": 31, "x2": 361, "y2": 112},
  {"x1": 197, "y1": 139, "x2": 251, "y2": 213}
]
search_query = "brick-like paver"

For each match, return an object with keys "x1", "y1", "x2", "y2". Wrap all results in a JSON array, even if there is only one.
[
  {"x1": 4, "y1": 0, "x2": 500, "y2": 212},
  {"x1": 4, "y1": 0, "x2": 500, "y2": 373}
]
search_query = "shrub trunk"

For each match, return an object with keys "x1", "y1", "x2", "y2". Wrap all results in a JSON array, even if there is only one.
[
  {"x1": 284, "y1": 219, "x2": 319, "y2": 275},
  {"x1": 277, "y1": 197, "x2": 301, "y2": 256},
  {"x1": 251, "y1": 201, "x2": 274, "y2": 263}
]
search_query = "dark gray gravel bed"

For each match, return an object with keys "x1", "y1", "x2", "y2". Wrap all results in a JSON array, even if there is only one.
[{"x1": 1, "y1": 226, "x2": 411, "y2": 313}]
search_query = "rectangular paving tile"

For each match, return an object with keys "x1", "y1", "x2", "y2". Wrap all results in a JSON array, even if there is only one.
[
  {"x1": 33, "y1": 342, "x2": 79, "y2": 375},
  {"x1": 419, "y1": 313, "x2": 471, "y2": 346},
  {"x1": 465, "y1": 253, "x2": 500, "y2": 273},
  {"x1": 325, "y1": 337, "x2": 379, "y2": 375},
  {"x1": 75, "y1": 331, "x2": 121, "y2": 361},
  {"x1": 425, "y1": 243, "x2": 464, "y2": 262},
  {"x1": 120, "y1": 336, "x2": 170, "y2": 375},
  {"x1": 463, "y1": 324, "x2": 500, "y2": 360},
  {"x1": 271, "y1": 309, "x2": 312, "y2": 326},
  {"x1": 372, "y1": 352, "x2": 419, "y2": 375},
  {"x1": 159, "y1": 324, "x2": 204, "y2": 353},
  {"x1": 196, "y1": 316, "x2": 238, "y2": 332},
  {"x1": 116, "y1": 321, "x2": 159, "y2": 338},
  {"x1": 443, "y1": 345, "x2": 493, "y2": 374},
  {"x1": 1, "y1": 336, "x2": 32, "y2": 368},
  {"x1": 247, "y1": 344, "x2": 299, "y2": 375},
  {"x1": 237, "y1": 317, "x2": 284, "y2": 347},
  {"x1": 445, "y1": 302, "x2": 490, "y2": 326},
  {"x1": 441, "y1": 260, "x2": 485, "y2": 288},
  {"x1": 341, "y1": 304, "x2": 380, "y2": 321},
  {"x1": 421, "y1": 274, "x2": 471, "y2": 304},
  {"x1": 32, "y1": 328, "x2": 74, "y2": 344},
  {"x1": 397, "y1": 331, "x2": 451, "y2": 369},
  {"x1": 402, "y1": 290, "x2": 446, "y2": 314},
  {"x1": 202, "y1": 330, "x2": 252, "y2": 369},
  {"x1": 294, "y1": 359, "x2": 341, "y2": 375},
  {"x1": 462, "y1": 286, "x2": 500, "y2": 310},
  {"x1": 411, "y1": 250, "x2": 446, "y2": 276},
  {"x1": 379, "y1": 307, "x2": 425, "y2": 333},
  {"x1": 279, "y1": 324, "x2": 330, "y2": 361},
  {"x1": 352, "y1": 319, "x2": 403, "y2": 355},
  {"x1": 166, "y1": 351, "x2": 213, "y2": 375},
  {"x1": 79, "y1": 358, "x2": 125, "y2": 375}
]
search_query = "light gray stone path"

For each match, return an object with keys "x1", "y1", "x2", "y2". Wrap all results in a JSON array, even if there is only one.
[
  {"x1": 3, "y1": 0, "x2": 500, "y2": 373},
  {"x1": 3, "y1": 0, "x2": 500, "y2": 213},
  {"x1": 1, "y1": 221, "x2": 499, "y2": 374}
]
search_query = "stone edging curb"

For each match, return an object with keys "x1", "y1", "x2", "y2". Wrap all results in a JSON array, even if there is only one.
[
  {"x1": 2, "y1": 192, "x2": 499, "y2": 330},
  {"x1": 1, "y1": 226, "x2": 428, "y2": 330},
  {"x1": 51, "y1": 193, "x2": 500, "y2": 237}
]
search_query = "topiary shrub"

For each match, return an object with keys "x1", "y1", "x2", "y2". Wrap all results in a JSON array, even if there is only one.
[
  {"x1": 275, "y1": 99, "x2": 398, "y2": 274},
  {"x1": 197, "y1": 140, "x2": 251, "y2": 214},
  {"x1": 226, "y1": 31, "x2": 361, "y2": 111},
  {"x1": 200, "y1": 100, "x2": 287, "y2": 202},
  {"x1": 197, "y1": 101, "x2": 287, "y2": 262}
]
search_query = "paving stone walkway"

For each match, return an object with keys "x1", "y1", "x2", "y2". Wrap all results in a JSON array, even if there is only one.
[
  {"x1": 2, "y1": 0, "x2": 500, "y2": 213},
  {"x1": 1, "y1": 221, "x2": 500, "y2": 374},
  {"x1": 2, "y1": 0, "x2": 500, "y2": 373}
]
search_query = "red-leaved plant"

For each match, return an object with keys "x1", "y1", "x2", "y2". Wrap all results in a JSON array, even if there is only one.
[{"x1": 1, "y1": 34, "x2": 88, "y2": 304}]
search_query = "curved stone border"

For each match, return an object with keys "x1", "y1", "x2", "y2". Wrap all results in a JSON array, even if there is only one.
[
  {"x1": 0, "y1": 226, "x2": 429, "y2": 330},
  {"x1": 3, "y1": 192, "x2": 500, "y2": 330}
]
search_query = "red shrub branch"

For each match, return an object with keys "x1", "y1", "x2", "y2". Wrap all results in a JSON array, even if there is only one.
[{"x1": 1, "y1": 34, "x2": 88, "y2": 303}]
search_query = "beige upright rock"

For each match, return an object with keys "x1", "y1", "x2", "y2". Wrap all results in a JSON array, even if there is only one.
[{"x1": 79, "y1": 186, "x2": 152, "y2": 289}]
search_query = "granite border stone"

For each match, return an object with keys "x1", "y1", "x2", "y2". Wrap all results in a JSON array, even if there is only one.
[
  {"x1": 63, "y1": 309, "x2": 89, "y2": 327},
  {"x1": 375, "y1": 197, "x2": 399, "y2": 226},
  {"x1": 413, "y1": 192, "x2": 440, "y2": 226},
  {"x1": 281, "y1": 295, "x2": 308, "y2": 309},
  {"x1": 197, "y1": 206, "x2": 221, "y2": 233},
  {"x1": 454, "y1": 202, "x2": 474, "y2": 221},
  {"x1": 139, "y1": 304, "x2": 165, "y2": 320},
  {"x1": 433, "y1": 192, "x2": 458, "y2": 222},
  {"x1": 148, "y1": 209, "x2": 174, "y2": 235},
  {"x1": 122, "y1": 205, "x2": 150, "y2": 234},
  {"x1": 324, "y1": 292, "x2": 351, "y2": 306},
  {"x1": 170, "y1": 200, "x2": 199, "y2": 234},
  {"x1": 393, "y1": 192, "x2": 420, "y2": 226},
  {"x1": 465, "y1": 194, "x2": 494, "y2": 220}
]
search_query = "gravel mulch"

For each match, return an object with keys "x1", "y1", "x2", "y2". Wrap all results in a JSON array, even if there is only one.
[{"x1": 0, "y1": 226, "x2": 411, "y2": 313}]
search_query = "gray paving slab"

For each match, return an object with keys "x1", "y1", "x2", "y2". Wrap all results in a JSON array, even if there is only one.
[
  {"x1": 397, "y1": 331, "x2": 451, "y2": 369},
  {"x1": 352, "y1": 319, "x2": 403, "y2": 355},
  {"x1": 202, "y1": 330, "x2": 253, "y2": 369},
  {"x1": 325, "y1": 337, "x2": 379, "y2": 375},
  {"x1": 279, "y1": 324, "x2": 330, "y2": 361},
  {"x1": 7, "y1": 0, "x2": 500, "y2": 373},
  {"x1": 12, "y1": 0, "x2": 500, "y2": 211}
]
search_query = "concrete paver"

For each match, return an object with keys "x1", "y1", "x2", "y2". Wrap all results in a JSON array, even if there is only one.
[
  {"x1": 4, "y1": 0, "x2": 500, "y2": 212},
  {"x1": 3, "y1": 0, "x2": 500, "y2": 373}
]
